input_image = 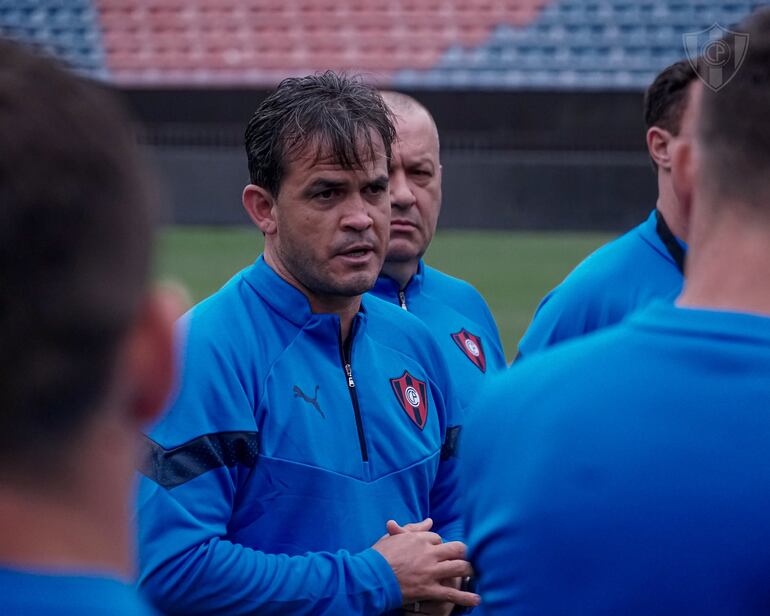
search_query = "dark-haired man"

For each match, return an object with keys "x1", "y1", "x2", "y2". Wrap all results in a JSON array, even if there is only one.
[
  {"x1": 463, "y1": 8, "x2": 770, "y2": 613},
  {"x1": 137, "y1": 72, "x2": 479, "y2": 615},
  {"x1": 517, "y1": 59, "x2": 699, "y2": 358},
  {"x1": 0, "y1": 40, "x2": 176, "y2": 614},
  {"x1": 371, "y1": 92, "x2": 507, "y2": 387}
]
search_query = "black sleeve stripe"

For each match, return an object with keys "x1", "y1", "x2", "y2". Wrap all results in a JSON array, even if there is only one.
[
  {"x1": 140, "y1": 431, "x2": 259, "y2": 489},
  {"x1": 441, "y1": 426, "x2": 461, "y2": 460}
]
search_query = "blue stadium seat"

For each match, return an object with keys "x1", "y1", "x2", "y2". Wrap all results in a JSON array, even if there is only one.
[
  {"x1": 0, "y1": 0, "x2": 107, "y2": 78},
  {"x1": 396, "y1": 0, "x2": 764, "y2": 90}
]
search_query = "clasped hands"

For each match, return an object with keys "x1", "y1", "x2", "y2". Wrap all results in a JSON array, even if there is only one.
[{"x1": 372, "y1": 518, "x2": 480, "y2": 616}]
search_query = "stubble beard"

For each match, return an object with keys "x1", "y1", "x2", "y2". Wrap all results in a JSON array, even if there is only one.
[{"x1": 281, "y1": 243, "x2": 379, "y2": 299}]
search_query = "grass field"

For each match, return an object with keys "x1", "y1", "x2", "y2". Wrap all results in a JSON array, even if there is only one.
[{"x1": 157, "y1": 227, "x2": 614, "y2": 360}]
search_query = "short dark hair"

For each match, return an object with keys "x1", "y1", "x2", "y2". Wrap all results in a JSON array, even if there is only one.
[
  {"x1": 245, "y1": 72, "x2": 396, "y2": 196},
  {"x1": 698, "y1": 7, "x2": 770, "y2": 206},
  {"x1": 0, "y1": 40, "x2": 155, "y2": 481},
  {"x1": 644, "y1": 60, "x2": 698, "y2": 135}
]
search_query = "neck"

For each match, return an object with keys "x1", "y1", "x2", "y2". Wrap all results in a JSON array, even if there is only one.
[
  {"x1": 678, "y1": 206, "x2": 770, "y2": 316},
  {"x1": 0, "y1": 415, "x2": 137, "y2": 578},
  {"x1": 0, "y1": 480, "x2": 131, "y2": 577},
  {"x1": 264, "y1": 249, "x2": 362, "y2": 342},
  {"x1": 380, "y1": 259, "x2": 419, "y2": 290},
  {"x1": 657, "y1": 171, "x2": 687, "y2": 241}
]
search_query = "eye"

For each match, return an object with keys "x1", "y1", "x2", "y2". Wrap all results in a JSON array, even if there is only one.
[
  {"x1": 411, "y1": 168, "x2": 433, "y2": 178},
  {"x1": 364, "y1": 183, "x2": 387, "y2": 196},
  {"x1": 315, "y1": 188, "x2": 340, "y2": 201}
]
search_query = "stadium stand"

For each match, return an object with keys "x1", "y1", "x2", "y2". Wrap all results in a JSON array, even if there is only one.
[
  {"x1": 0, "y1": 0, "x2": 108, "y2": 79},
  {"x1": 0, "y1": 1, "x2": 762, "y2": 228},
  {"x1": 93, "y1": 0, "x2": 551, "y2": 86},
  {"x1": 96, "y1": 0, "x2": 762, "y2": 88},
  {"x1": 0, "y1": 1, "x2": 763, "y2": 88},
  {"x1": 402, "y1": 0, "x2": 764, "y2": 89}
]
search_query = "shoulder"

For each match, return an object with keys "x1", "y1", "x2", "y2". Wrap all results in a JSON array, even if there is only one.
[
  {"x1": 173, "y1": 267, "x2": 281, "y2": 387},
  {"x1": 364, "y1": 293, "x2": 441, "y2": 347},
  {"x1": 186, "y1": 267, "x2": 266, "y2": 334},
  {"x1": 555, "y1": 224, "x2": 655, "y2": 297},
  {"x1": 363, "y1": 293, "x2": 451, "y2": 379},
  {"x1": 517, "y1": 223, "x2": 670, "y2": 355},
  {"x1": 422, "y1": 264, "x2": 490, "y2": 311},
  {"x1": 472, "y1": 322, "x2": 642, "y2": 445}
]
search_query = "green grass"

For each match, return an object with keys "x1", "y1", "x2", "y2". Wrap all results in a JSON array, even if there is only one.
[{"x1": 157, "y1": 227, "x2": 613, "y2": 360}]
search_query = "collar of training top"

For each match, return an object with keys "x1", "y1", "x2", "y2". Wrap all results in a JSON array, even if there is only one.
[
  {"x1": 372, "y1": 258, "x2": 425, "y2": 298},
  {"x1": 242, "y1": 255, "x2": 369, "y2": 333}
]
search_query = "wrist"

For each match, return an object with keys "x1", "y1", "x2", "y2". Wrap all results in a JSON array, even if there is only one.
[{"x1": 357, "y1": 547, "x2": 403, "y2": 611}]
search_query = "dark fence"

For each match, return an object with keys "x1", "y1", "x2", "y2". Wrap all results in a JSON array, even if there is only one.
[{"x1": 126, "y1": 88, "x2": 656, "y2": 231}]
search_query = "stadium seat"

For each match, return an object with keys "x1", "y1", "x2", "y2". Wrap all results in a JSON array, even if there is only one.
[{"x1": 0, "y1": 0, "x2": 764, "y2": 89}]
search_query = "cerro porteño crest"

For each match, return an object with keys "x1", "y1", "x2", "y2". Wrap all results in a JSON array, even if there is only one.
[
  {"x1": 451, "y1": 328, "x2": 487, "y2": 373},
  {"x1": 390, "y1": 371, "x2": 429, "y2": 430}
]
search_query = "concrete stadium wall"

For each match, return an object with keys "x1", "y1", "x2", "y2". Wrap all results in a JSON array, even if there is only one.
[{"x1": 128, "y1": 88, "x2": 656, "y2": 231}]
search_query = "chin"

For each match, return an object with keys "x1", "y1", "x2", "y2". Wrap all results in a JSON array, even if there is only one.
[
  {"x1": 336, "y1": 271, "x2": 379, "y2": 296},
  {"x1": 385, "y1": 244, "x2": 421, "y2": 263}
]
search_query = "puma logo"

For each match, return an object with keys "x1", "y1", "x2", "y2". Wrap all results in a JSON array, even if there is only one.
[{"x1": 293, "y1": 385, "x2": 325, "y2": 419}]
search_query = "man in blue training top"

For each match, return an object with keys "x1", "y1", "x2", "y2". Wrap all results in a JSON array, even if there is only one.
[
  {"x1": 371, "y1": 91, "x2": 507, "y2": 383},
  {"x1": 137, "y1": 73, "x2": 480, "y2": 616},
  {"x1": 0, "y1": 39, "x2": 177, "y2": 615},
  {"x1": 463, "y1": 8, "x2": 770, "y2": 613},
  {"x1": 517, "y1": 59, "x2": 699, "y2": 358}
]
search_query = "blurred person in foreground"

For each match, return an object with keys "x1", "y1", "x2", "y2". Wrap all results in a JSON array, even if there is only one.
[
  {"x1": 516, "y1": 59, "x2": 699, "y2": 359},
  {"x1": 371, "y1": 92, "x2": 507, "y2": 387},
  {"x1": 0, "y1": 39, "x2": 176, "y2": 614},
  {"x1": 137, "y1": 72, "x2": 479, "y2": 615},
  {"x1": 462, "y1": 8, "x2": 770, "y2": 614}
]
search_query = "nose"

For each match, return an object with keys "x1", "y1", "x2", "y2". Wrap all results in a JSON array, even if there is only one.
[
  {"x1": 389, "y1": 168, "x2": 416, "y2": 210},
  {"x1": 341, "y1": 194, "x2": 373, "y2": 232}
]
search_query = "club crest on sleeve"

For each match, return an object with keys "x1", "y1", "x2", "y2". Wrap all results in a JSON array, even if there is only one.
[
  {"x1": 390, "y1": 371, "x2": 429, "y2": 430},
  {"x1": 451, "y1": 329, "x2": 487, "y2": 373}
]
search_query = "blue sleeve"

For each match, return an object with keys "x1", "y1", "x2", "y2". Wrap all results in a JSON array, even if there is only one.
[
  {"x1": 475, "y1": 293, "x2": 507, "y2": 369},
  {"x1": 425, "y1": 345, "x2": 464, "y2": 544},
  {"x1": 429, "y1": 431, "x2": 463, "y2": 544},
  {"x1": 517, "y1": 280, "x2": 608, "y2": 359},
  {"x1": 461, "y1": 372, "x2": 536, "y2": 613},
  {"x1": 137, "y1": 317, "x2": 402, "y2": 615}
]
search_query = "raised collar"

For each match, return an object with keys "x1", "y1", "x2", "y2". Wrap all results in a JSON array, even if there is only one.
[
  {"x1": 241, "y1": 255, "x2": 369, "y2": 335},
  {"x1": 639, "y1": 209, "x2": 688, "y2": 271},
  {"x1": 372, "y1": 259, "x2": 425, "y2": 301}
]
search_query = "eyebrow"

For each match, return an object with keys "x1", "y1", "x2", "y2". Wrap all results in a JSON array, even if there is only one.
[
  {"x1": 303, "y1": 178, "x2": 348, "y2": 196},
  {"x1": 369, "y1": 175, "x2": 389, "y2": 188},
  {"x1": 405, "y1": 157, "x2": 435, "y2": 169}
]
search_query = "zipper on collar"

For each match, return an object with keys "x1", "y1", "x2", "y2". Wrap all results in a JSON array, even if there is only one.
[
  {"x1": 398, "y1": 290, "x2": 408, "y2": 311},
  {"x1": 339, "y1": 324, "x2": 368, "y2": 462}
]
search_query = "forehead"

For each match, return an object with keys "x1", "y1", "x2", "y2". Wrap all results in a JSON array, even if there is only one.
[
  {"x1": 393, "y1": 108, "x2": 439, "y2": 161},
  {"x1": 283, "y1": 133, "x2": 389, "y2": 181}
]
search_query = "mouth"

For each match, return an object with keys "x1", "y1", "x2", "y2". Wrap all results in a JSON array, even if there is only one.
[
  {"x1": 390, "y1": 219, "x2": 417, "y2": 232},
  {"x1": 336, "y1": 244, "x2": 376, "y2": 262}
]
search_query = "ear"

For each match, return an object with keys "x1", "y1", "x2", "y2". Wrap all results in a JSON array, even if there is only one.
[
  {"x1": 671, "y1": 137, "x2": 694, "y2": 230},
  {"x1": 646, "y1": 126, "x2": 675, "y2": 172},
  {"x1": 243, "y1": 184, "x2": 278, "y2": 235},
  {"x1": 121, "y1": 287, "x2": 182, "y2": 426}
]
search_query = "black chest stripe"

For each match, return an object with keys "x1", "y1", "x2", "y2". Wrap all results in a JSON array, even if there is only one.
[
  {"x1": 140, "y1": 431, "x2": 259, "y2": 489},
  {"x1": 441, "y1": 426, "x2": 462, "y2": 460}
]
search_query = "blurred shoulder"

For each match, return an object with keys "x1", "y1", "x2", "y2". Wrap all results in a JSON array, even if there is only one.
[{"x1": 422, "y1": 264, "x2": 491, "y2": 311}]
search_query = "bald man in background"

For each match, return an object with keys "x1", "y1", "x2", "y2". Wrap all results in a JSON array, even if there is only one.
[{"x1": 371, "y1": 92, "x2": 507, "y2": 403}]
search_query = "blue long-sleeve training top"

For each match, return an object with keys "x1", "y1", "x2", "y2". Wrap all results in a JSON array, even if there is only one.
[
  {"x1": 137, "y1": 256, "x2": 463, "y2": 615},
  {"x1": 371, "y1": 260, "x2": 507, "y2": 391},
  {"x1": 518, "y1": 209, "x2": 685, "y2": 358}
]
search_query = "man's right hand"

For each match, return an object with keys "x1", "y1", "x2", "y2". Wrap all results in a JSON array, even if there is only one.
[{"x1": 371, "y1": 522, "x2": 480, "y2": 609}]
